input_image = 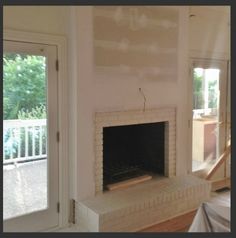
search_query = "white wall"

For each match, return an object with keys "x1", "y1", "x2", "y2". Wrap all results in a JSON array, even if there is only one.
[
  {"x1": 3, "y1": 6, "x2": 69, "y2": 35},
  {"x1": 189, "y1": 6, "x2": 230, "y2": 59}
]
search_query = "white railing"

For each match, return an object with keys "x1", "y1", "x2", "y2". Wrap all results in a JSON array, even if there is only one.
[
  {"x1": 193, "y1": 108, "x2": 217, "y2": 119},
  {"x1": 3, "y1": 119, "x2": 47, "y2": 164}
]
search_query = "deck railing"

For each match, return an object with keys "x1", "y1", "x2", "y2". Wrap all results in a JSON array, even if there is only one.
[{"x1": 3, "y1": 119, "x2": 47, "y2": 164}]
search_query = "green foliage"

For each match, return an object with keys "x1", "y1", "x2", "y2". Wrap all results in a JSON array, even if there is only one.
[
  {"x1": 208, "y1": 80, "x2": 218, "y2": 108},
  {"x1": 193, "y1": 70, "x2": 203, "y2": 92},
  {"x1": 3, "y1": 53, "x2": 46, "y2": 119},
  {"x1": 193, "y1": 71, "x2": 204, "y2": 109},
  {"x1": 193, "y1": 70, "x2": 218, "y2": 109},
  {"x1": 18, "y1": 104, "x2": 46, "y2": 119}
]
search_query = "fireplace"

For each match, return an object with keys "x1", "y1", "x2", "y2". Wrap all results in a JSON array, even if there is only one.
[
  {"x1": 103, "y1": 122, "x2": 165, "y2": 190},
  {"x1": 76, "y1": 108, "x2": 211, "y2": 231},
  {"x1": 94, "y1": 107, "x2": 177, "y2": 193}
]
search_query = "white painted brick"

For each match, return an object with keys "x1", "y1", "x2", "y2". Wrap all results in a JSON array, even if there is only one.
[
  {"x1": 95, "y1": 156, "x2": 103, "y2": 163},
  {"x1": 95, "y1": 133, "x2": 103, "y2": 143},
  {"x1": 95, "y1": 174, "x2": 102, "y2": 181},
  {"x1": 94, "y1": 108, "x2": 177, "y2": 193}
]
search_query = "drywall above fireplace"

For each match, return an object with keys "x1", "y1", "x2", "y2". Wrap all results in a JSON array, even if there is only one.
[
  {"x1": 94, "y1": 107, "x2": 176, "y2": 194},
  {"x1": 93, "y1": 6, "x2": 179, "y2": 81}
]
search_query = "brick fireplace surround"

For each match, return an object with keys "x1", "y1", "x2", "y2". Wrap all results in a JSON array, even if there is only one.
[{"x1": 76, "y1": 108, "x2": 211, "y2": 232}]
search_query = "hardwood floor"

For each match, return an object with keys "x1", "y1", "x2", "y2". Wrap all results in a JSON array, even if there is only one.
[
  {"x1": 140, "y1": 210, "x2": 197, "y2": 232},
  {"x1": 139, "y1": 190, "x2": 230, "y2": 232}
]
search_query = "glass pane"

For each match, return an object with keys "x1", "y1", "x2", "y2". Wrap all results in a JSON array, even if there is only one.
[
  {"x1": 3, "y1": 53, "x2": 48, "y2": 220},
  {"x1": 192, "y1": 67, "x2": 220, "y2": 171}
]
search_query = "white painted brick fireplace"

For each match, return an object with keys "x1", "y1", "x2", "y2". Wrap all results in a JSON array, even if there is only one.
[
  {"x1": 76, "y1": 107, "x2": 211, "y2": 232},
  {"x1": 94, "y1": 107, "x2": 176, "y2": 193}
]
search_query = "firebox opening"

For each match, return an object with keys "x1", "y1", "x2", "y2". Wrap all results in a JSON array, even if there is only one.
[{"x1": 103, "y1": 122, "x2": 165, "y2": 191}]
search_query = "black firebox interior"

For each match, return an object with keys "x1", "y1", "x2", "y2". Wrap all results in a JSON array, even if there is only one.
[{"x1": 103, "y1": 122, "x2": 165, "y2": 190}]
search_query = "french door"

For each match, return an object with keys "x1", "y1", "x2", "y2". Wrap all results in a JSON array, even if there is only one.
[
  {"x1": 190, "y1": 59, "x2": 228, "y2": 172},
  {"x1": 3, "y1": 40, "x2": 59, "y2": 231}
]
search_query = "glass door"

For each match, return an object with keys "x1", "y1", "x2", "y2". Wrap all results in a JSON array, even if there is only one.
[
  {"x1": 191, "y1": 59, "x2": 227, "y2": 172},
  {"x1": 3, "y1": 40, "x2": 59, "y2": 232}
]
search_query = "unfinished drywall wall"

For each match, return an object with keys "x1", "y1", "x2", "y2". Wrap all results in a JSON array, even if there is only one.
[
  {"x1": 74, "y1": 6, "x2": 190, "y2": 199},
  {"x1": 93, "y1": 6, "x2": 178, "y2": 81}
]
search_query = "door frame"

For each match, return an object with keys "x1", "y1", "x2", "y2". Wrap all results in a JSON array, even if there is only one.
[
  {"x1": 188, "y1": 57, "x2": 228, "y2": 174},
  {"x1": 3, "y1": 29, "x2": 69, "y2": 230}
]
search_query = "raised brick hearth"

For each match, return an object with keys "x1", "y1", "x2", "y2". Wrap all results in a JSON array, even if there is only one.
[{"x1": 77, "y1": 175, "x2": 211, "y2": 232}]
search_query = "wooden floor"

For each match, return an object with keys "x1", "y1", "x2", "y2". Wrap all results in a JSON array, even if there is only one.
[
  {"x1": 140, "y1": 210, "x2": 197, "y2": 232},
  {"x1": 140, "y1": 190, "x2": 230, "y2": 232}
]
